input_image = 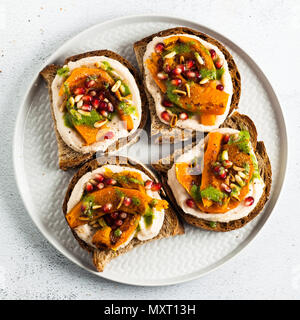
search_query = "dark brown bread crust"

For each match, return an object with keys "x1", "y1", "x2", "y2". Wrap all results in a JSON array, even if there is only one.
[
  {"x1": 152, "y1": 112, "x2": 272, "y2": 232},
  {"x1": 40, "y1": 50, "x2": 148, "y2": 170},
  {"x1": 62, "y1": 156, "x2": 184, "y2": 272},
  {"x1": 133, "y1": 27, "x2": 241, "y2": 144}
]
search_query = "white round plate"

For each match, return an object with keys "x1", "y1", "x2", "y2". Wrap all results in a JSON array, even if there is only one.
[{"x1": 13, "y1": 15, "x2": 287, "y2": 286}]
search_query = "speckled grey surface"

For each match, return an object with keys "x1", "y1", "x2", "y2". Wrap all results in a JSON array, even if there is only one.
[{"x1": 0, "y1": 0, "x2": 299, "y2": 299}]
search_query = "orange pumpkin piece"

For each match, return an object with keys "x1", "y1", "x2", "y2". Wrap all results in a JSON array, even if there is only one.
[
  {"x1": 59, "y1": 67, "x2": 114, "y2": 96},
  {"x1": 200, "y1": 114, "x2": 216, "y2": 126},
  {"x1": 92, "y1": 226, "x2": 112, "y2": 248},
  {"x1": 145, "y1": 58, "x2": 167, "y2": 93},
  {"x1": 175, "y1": 163, "x2": 201, "y2": 196},
  {"x1": 163, "y1": 36, "x2": 215, "y2": 70},
  {"x1": 74, "y1": 124, "x2": 100, "y2": 145},
  {"x1": 66, "y1": 201, "x2": 106, "y2": 229},
  {"x1": 66, "y1": 187, "x2": 168, "y2": 229},
  {"x1": 179, "y1": 84, "x2": 229, "y2": 115},
  {"x1": 200, "y1": 132, "x2": 224, "y2": 207},
  {"x1": 92, "y1": 214, "x2": 141, "y2": 250}
]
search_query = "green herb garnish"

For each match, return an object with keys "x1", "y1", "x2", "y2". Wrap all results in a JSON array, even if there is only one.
[
  {"x1": 144, "y1": 214, "x2": 154, "y2": 227},
  {"x1": 120, "y1": 82, "x2": 131, "y2": 96},
  {"x1": 100, "y1": 61, "x2": 113, "y2": 71},
  {"x1": 166, "y1": 81, "x2": 181, "y2": 107},
  {"x1": 63, "y1": 112, "x2": 74, "y2": 128},
  {"x1": 209, "y1": 221, "x2": 217, "y2": 228},
  {"x1": 229, "y1": 130, "x2": 251, "y2": 154},
  {"x1": 63, "y1": 83, "x2": 70, "y2": 96},
  {"x1": 71, "y1": 109, "x2": 102, "y2": 127},
  {"x1": 132, "y1": 197, "x2": 141, "y2": 206},
  {"x1": 199, "y1": 68, "x2": 216, "y2": 80},
  {"x1": 190, "y1": 184, "x2": 202, "y2": 202},
  {"x1": 114, "y1": 228, "x2": 122, "y2": 237},
  {"x1": 118, "y1": 101, "x2": 136, "y2": 115},
  {"x1": 57, "y1": 66, "x2": 70, "y2": 77},
  {"x1": 200, "y1": 186, "x2": 224, "y2": 203},
  {"x1": 216, "y1": 67, "x2": 225, "y2": 80}
]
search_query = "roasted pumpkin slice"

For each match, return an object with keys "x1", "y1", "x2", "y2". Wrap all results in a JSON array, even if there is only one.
[
  {"x1": 59, "y1": 67, "x2": 114, "y2": 96},
  {"x1": 179, "y1": 84, "x2": 229, "y2": 115},
  {"x1": 92, "y1": 214, "x2": 141, "y2": 250},
  {"x1": 66, "y1": 187, "x2": 168, "y2": 228}
]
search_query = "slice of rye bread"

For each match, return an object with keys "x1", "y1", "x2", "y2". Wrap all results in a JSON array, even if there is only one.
[
  {"x1": 152, "y1": 112, "x2": 272, "y2": 232},
  {"x1": 133, "y1": 27, "x2": 241, "y2": 144},
  {"x1": 62, "y1": 156, "x2": 184, "y2": 272},
  {"x1": 40, "y1": 50, "x2": 148, "y2": 170}
]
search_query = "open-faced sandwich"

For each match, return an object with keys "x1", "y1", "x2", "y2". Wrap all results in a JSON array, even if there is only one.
[
  {"x1": 153, "y1": 112, "x2": 272, "y2": 231},
  {"x1": 41, "y1": 50, "x2": 147, "y2": 170},
  {"x1": 134, "y1": 27, "x2": 241, "y2": 143},
  {"x1": 63, "y1": 156, "x2": 184, "y2": 271}
]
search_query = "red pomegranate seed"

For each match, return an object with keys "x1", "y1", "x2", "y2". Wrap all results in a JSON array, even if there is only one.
[
  {"x1": 100, "y1": 110, "x2": 108, "y2": 117},
  {"x1": 119, "y1": 212, "x2": 127, "y2": 219},
  {"x1": 103, "y1": 203, "x2": 113, "y2": 212},
  {"x1": 216, "y1": 84, "x2": 224, "y2": 91},
  {"x1": 85, "y1": 182, "x2": 93, "y2": 192},
  {"x1": 157, "y1": 72, "x2": 168, "y2": 80},
  {"x1": 186, "y1": 198, "x2": 196, "y2": 208},
  {"x1": 179, "y1": 112, "x2": 188, "y2": 120},
  {"x1": 74, "y1": 87, "x2": 86, "y2": 95},
  {"x1": 221, "y1": 183, "x2": 231, "y2": 193},
  {"x1": 185, "y1": 70, "x2": 196, "y2": 79},
  {"x1": 209, "y1": 49, "x2": 216, "y2": 60},
  {"x1": 171, "y1": 78, "x2": 182, "y2": 86},
  {"x1": 161, "y1": 111, "x2": 171, "y2": 122},
  {"x1": 98, "y1": 91, "x2": 105, "y2": 100},
  {"x1": 97, "y1": 182, "x2": 104, "y2": 190},
  {"x1": 244, "y1": 196, "x2": 254, "y2": 206},
  {"x1": 123, "y1": 197, "x2": 132, "y2": 207},
  {"x1": 222, "y1": 160, "x2": 233, "y2": 169},
  {"x1": 172, "y1": 66, "x2": 183, "y2": 76},
  {"x1": 194, "y1": 71, "x2": 201, "y2": 80},
  {"x1": 99, "y1": 101, "x2": 108, "y2": 111},
  {"x1": 104, "y1": 131, "x2": 114, "y2": 139},
  {"x1": 162, "y1": 99, "x2": 173, "y2": 107},
  {"x1": 214, "y1": 166, "x2": 221, "y2": 173},
  {"x1": 82, "y1": 104, "x2": 92, "y2": 112},
  {"x1": 115, "y1": 219, "x2": 123, "y2": 227},
  {"x1": 85, "y1": 79, "x2": 96, "y2": 88},
  {"x1": 185, "y1": 59, "x2": 195, "y2": 69},
  {"x1": 155, "y1": 42, "x2": 165, "y2": 53},
  {"x1": 92, "y1": 98, "x2": 100, "y2": 108},
  {"x1": 105, "y1": 178, "x2": 117, "y2": 185},
  {"x1": 215, "y1": 59, "x2": 223, "y2": 69},
  {"x1": 151, "y1": 182, "x2": 162, "y2": 192},
  {"x1": 177, "y1": 64, "x2": 185, "y2": 73},
  {"x1": 90, "y1": 90, "x2": 97, "y2": 96},
  {"x1": 82, "y1": 95, "x2": 92, "y2": 103},
  {"x1": 163, "y1": 63, "x2": 171, "y2": 74},
  {"x1": 219, "y1": 168, "x2": 227, "y2": 179},
  {"x1": 223, "y1": 134, "x2": 230, "y2": 144},
  {"x1": 144, "y1": 180, "x2": 153, "y2": 190},
  {"x1": 107, "y1": 103, "x2": 114, "y2": 113},
  {"x1": 110, "y1": 212, "x2": 118, "y2": 219},
  {"x1": 94, "y1": 173, "x2": 104, "y2": 182}
]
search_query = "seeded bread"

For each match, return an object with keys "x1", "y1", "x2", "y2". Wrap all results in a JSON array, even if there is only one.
[
  {"x1": 133, "y1": 27, "x2": 241, "y2": 144},
  {"x1": 152, "y1": 112, "x2": 272, "y2": 232},
  {"x1": 40, "y1": 50, "x2": 148, "y2": 170},
  {"x1": 62, "y1": 156, "x2": 184, "y2": 272}
]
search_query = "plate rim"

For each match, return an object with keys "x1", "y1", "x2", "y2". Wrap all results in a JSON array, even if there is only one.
[{"x1": 13, "y1": 14, "x2": 288, "y2": 286}]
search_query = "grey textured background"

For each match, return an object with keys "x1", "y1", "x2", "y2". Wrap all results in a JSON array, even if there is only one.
[{"x1": 0, "y1": 0, "x2": 299, "y2": 299}]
